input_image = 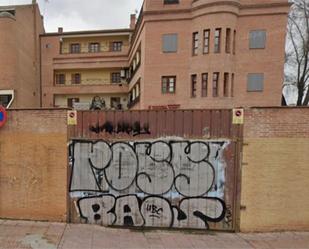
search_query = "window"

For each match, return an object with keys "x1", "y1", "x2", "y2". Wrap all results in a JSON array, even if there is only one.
[
  {"x1": 224, "y1": 73, "x2": 229, "y2": 97},
  {"x1": 67, "y1": 98, "x2": 79, "y2": 108},
  {"x1": 213, "y1": 72, "x2": 219, "y2": 97},
  {"x1": 0, "y1": 90, "x2": 14, "y2": 108},
  {"x1": 191, "y1": 74, "x2": 197, "y2": 98},
  {"x1": 111, "y1": 72, "x2": 121, "y2": 83},
  {"x1": 249, "y1": 30, "x2": 266, "y2": 49},
  {"x1": 136, "y1": 83, "x2": 140, "y2": 97},
  {"x1": 164, "y1": 0, "x2": 179, "y2": 4},
  {"x1": 0, "y1": 95, "x2": 11, "y2": 106},
  {"x1": 0, "y1": 95, "x2": 12, "y2": 108},
  {"x1": 247, "y1": 73, "x2": 264, "y2": 92},
  {"x1": 89, "y1": 43, "x2": 100, "y2": 53},
  {"x1": 70, "y1": 43, "x2": 80, "y2": 54},
  {"x1": 131, "y1": 83, "x2": 140, "y2": 100},
  {"x1": 214, "y1": 28, "x2": 221, "y2": 53},
  {"x1": 111, "y1": 41, "x2": 123, "y2": 52},
  {"x1": 192, "y1": 32, "x2": 198, "y2": 56},
  {"x1": 231, "y1": 73, "x2": 234, "y2": 97},
  {"x1": 162, "y1": 34, "x2": 178, "y2": 53},
  {"x1": 162, "y1": 76, "x2": 176, "y2": 94},
  {"x1": 203, "y1": 29, "x2": 210, "y2": 54},
  {"x1": 136, "y1": 51, "x2": 140, "y2": 64},
  {"x1": 226, "y1": 28, "x2": 231, "y2": 53},
  {"x1": 128, "y1": 80, "x2": 141, "y2": 108},
  {"x1": 233, "y1": 30, "x2": 236, "y2": 54},
  {"x1": 127, "y1": 45, "x2": 141, "y2": 82},
  {"x1": 71, "y1": 73, "x2": 81, "y2": 84},
  {"x1": 201, "y1": 73, "x2": 208, "y2": 97},
  {"x1": 0, "y1": 8, "x2": 15, "y2": 19},
  {"x1": 55, "y1": 74, "x2": 65, "y2": 85}
]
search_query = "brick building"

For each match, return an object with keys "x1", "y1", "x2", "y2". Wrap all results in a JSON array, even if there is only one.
[
  {"x1": 0, "y1": 2, "x2": 44, "y2": 108},
  {"x1": 1, "y1": 0, "x2": 290, "y2": 110}
]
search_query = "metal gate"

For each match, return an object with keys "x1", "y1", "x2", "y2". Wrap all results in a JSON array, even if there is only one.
[{"x1": 68, "y1": 110, "x2": 242, "y2": 231}]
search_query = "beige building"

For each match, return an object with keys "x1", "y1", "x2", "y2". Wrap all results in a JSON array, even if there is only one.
[{"x1": 41, "y1": 28, "x2": 133, "y2": 110}]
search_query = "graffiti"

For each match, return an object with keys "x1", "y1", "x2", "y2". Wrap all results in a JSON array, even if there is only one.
[
  {"x1": 77, "y1": 195, "x2": 225, "y2": 229},
  {"x1": 89, "y1": 121, "x2": 151, "y2": 136},
  {"x1": 224, "y1": 204, "x2": 233, "y2": 227},
  {"x1": 141, "y1": 196, "x2": 173, "y2": 227},
  {"x1": 78, "y1": 195, "x2": 115, "y2": 225},
  {"x1": 70, "y1": 139, "x2": 231, "y2": 230}
]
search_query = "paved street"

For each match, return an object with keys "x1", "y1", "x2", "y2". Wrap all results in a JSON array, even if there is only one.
[{"x1": 0, "y1": 220, "x2": 308, "y2": 249}]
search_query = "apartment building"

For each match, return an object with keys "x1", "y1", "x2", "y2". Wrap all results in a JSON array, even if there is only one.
[
  {"x1": 128, "y1": 0, "x2": 290, "y2": 110},
  {"x1": 0, "y1": 0, "x2": 289, "y2": 110},
  {"x1": 40, "y1": 27, "x2": 133, "y2": 110},
  {"x1": 0, "y1": 2, "x2": 44, "y2": 108},
  {"x1": 40, "y1": 0, "x2": 290, "y2": 110}
]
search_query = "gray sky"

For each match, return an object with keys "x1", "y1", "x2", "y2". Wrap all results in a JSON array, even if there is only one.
[{"x1": 0, "y1": 0, "x2": 144, "y2": 32}]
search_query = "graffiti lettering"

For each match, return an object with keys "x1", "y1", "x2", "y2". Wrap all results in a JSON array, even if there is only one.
[
  {"x1": 141, "y1": 196, "x2": 173, "y2": 227},
  {"x1": 224, "y1": 204, "x2": 233, "y2": 227},
  {"x1": 78, "y1": 195, "x2": 115, "y2": 226},
  {"x1": 89, "y1": 121, "x2": 151, "y2": 136},
  {"x1": 70, "y1": 139, "x2": 231, "y2": 230}
]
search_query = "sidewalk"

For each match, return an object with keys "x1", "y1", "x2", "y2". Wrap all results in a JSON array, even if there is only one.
[{"x1": 0, "y1": 220, "x2": 308, "y2": 249}]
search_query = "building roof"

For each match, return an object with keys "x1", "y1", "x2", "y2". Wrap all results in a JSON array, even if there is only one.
[{"x1": 41, "y1": 28, "x2": 133, "y2": 37}]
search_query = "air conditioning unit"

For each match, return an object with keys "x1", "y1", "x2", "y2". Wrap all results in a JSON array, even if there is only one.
[{"x1": 120, "y1": 70, "x2": 126, "y2": 78}]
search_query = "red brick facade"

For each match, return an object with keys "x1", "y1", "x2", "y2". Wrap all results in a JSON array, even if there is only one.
[
  {"x1": 0, "y1": 1, "x2": 290, "y2": 110},
  {"x1": 39, "y1": 0, "x2": 290, "y2": 110},
  {"x1": 0, "y1": 3, "x2": 44, "y2": 108}
]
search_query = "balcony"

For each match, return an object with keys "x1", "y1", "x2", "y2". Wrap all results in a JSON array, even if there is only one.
[
  {"x1": 53, "y1": 46, "x2": 130, "y2": 70},
  {"x1": 51, "y1": 81, "x2": 129, "y2": 95},
  {"x1": 60, "y1": 44, "x2": 130, "y2": 56},
  {"x1": 53, "y1": 56, "x2": 129, "y2": 70}
]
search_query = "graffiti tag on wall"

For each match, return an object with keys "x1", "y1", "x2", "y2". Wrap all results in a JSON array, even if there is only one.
[
  {"x1": 69, "y1": 139, "x2": 231, "y2": 230},
  {"x1": 89, "y1": 121, "x2": 151, "y2": 136}
]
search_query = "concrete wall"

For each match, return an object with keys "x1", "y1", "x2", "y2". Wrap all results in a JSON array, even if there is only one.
[
  {"x1": 0, "y1": 109, "x2": 68, "y2": 222},
  {"x1": 240, "y1": 108, "x2": 309, "y2": 232}
]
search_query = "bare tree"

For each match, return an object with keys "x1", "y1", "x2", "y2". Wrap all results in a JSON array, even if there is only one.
[{"x1": 284, "y1": 0, "x2": 309, "y2": 106}]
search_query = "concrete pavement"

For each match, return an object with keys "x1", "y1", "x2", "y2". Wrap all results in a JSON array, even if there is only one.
[{"x1": 0, "y1": 220, "x2": 308, "y2": 249}]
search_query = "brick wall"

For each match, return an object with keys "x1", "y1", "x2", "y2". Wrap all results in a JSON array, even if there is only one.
[
  {"x1": 240, "y1": 107, "x2": 309, "y2": 232},
  {"x1": 0, "y1": 109, "x2": 68, "y2": 222},
  {"x1": 1, "y1": 107, "x2": 308, "y2": 231},
  {"x1": 0, "y1": 4, "x2": 44, "y2": 108}
]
